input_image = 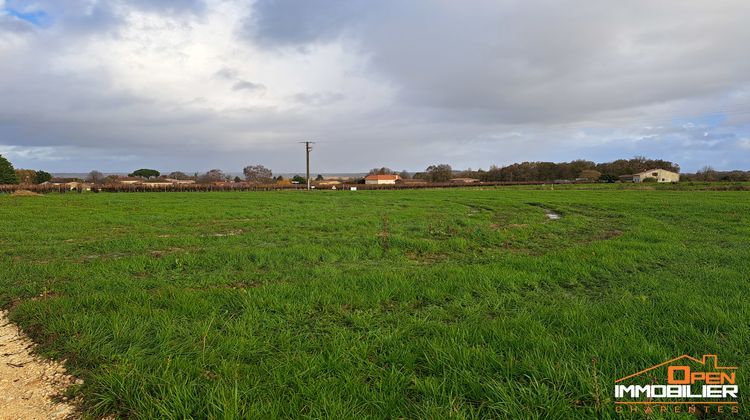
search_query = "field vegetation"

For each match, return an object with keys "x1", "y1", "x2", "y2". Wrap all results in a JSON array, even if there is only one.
[{"x1": 0, "y1": 187, "x2": 748, "y2": 418}]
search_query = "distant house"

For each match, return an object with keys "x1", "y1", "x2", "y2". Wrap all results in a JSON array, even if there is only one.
[
  {"x1": 116, "y1": 177, "x2": 144, "y2": 185},
  {"x1": 143, "y1": 180, "x2": 173, "y2": 188},
  {"x1": 450, "y1": 178, "x2": 479, "y2": 184},
  {"x1": 164, "y1": 178, "x2": 196, "y2": 185},
  {"x1": 633, "y1": 169, "x2": 680, "y2": 183},
  {"x1": 45, "y1": 178, "x2": 84, "y2": 190},
  {"x1": 364, "y1": 174, "x2": 401, "y2": 185}
]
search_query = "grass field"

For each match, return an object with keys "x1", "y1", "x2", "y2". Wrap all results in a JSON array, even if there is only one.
[{"x1": 1, "y1": 187, "x2": 749, "y2": 418}]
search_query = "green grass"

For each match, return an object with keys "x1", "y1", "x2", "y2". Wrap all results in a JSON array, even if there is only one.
[{"x1": 1, "y1": 187, "x2": 749, "y2": 418}]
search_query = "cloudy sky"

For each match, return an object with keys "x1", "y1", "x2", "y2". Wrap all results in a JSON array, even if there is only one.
[{"x1": 1, "y1": 0, "x2": 749, "y2": 174}]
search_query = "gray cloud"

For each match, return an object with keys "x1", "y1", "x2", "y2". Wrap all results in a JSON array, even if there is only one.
[
  {"x1": 292, "y1": 92, "x2": 345, "y2": 107},
  {"x1": 248, "y1": 0, "x2": 369, "y2": 47},
  {"x1": 250, "y1": 1, "x2": 750, "y2": 123},
  {"x1": 1, "y1": 0, "x2": 749, "y2": 173},
  {"x1": 0, "y1": 14, "x2": 34, "y2": 32},
  {"x1": 232, "y1": 80, "x2": 265, "y2": 91}
]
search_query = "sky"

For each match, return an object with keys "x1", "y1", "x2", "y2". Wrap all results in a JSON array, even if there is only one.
[{"x1": 1, "y1": 0, "x2": 749, "y2": 174}]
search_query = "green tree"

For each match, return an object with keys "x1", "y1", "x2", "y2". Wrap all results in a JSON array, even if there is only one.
[
  {"x1": 0, "y1": 154, "x2": 19, "y2": 184},
  {"x1": 35, "y1": 170, "x2": 52, "y2": 184},
  {"x1": 315, "y1": 174, "x2": 324, "y2": 181},
  {"x1": 292, "y1": 175, "x2": 305, "y2": 184},
  {"x1": 425, "y1": 164, "x2": 453, "y2": 182},
  {"x1": 599, "y1": 174, "x2": 618, "y2": 183},
  {"x1": 129, "y1": 168, "x2": 160, "y2": 179},
  {"x1": 369, "y1": 167, "x2": 395, "y2": 175}
]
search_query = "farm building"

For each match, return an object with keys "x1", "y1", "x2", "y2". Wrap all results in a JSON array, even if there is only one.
[
  {"x1": 633, "y1": 169, "x2": 680, "y2": 183},
  {"x1": 364, "y1": 174, "x2": 401, "y2": 185}
]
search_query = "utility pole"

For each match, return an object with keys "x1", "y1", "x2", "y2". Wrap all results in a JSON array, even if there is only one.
[{"x1": 300, "y1": 141, "x2": 315, "y2": 190}]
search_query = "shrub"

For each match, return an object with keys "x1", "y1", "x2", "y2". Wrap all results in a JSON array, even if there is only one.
[{"x1": 35, "y1": 170, "x2": 52, "y2": 184}]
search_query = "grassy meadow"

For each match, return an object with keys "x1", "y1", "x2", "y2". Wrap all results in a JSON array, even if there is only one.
[{"x1": 1, "y1": 187, "x2": 749, "y2": 418}]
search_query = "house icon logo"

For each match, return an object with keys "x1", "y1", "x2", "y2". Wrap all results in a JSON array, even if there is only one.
[{"x1": 614, "y1": 354, "x2": 739, "y2": 415}]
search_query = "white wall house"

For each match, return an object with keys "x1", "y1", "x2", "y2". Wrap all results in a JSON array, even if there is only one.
[
  {"x1": 364, "y1": 174, "x2": 401, "y2": 185},
  {"x1": 634, "y1": 169, "x2": 680, "y2": 183}
]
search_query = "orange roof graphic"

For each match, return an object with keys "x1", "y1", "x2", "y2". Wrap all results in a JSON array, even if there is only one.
[{"x1": 616, "y1": 354, "x2": 737, "y2": 383}]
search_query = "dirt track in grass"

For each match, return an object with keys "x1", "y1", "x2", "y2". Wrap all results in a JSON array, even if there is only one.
[{"x1": 0, "y1": 311, "x2": 77, "y2": 419}]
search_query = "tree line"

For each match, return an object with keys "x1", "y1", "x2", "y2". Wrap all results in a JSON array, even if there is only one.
[
  {"x1": 367, "y1": 157, "x2": 684, "y2": 183},
  {"x1": 4, "y1": 152, "x2": 750, "y2": 186},
  {"x1": 454, "y1": 156, "x2": 681, "y2": 182}
]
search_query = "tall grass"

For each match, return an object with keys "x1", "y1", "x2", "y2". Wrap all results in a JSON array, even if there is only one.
[{"x1": 0, "y1": 189, "x2": 748, "y2": 418}]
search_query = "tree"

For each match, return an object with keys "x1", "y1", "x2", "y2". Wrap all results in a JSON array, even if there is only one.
[
  {"x1": 197, "y1": 169, "x2": 225, "y2": 184},
  {"x1": 579, "y1": 169, "x2": 601, "y2": 181},
  {"x1": 14, "y1": 169, "x2": 37, "y2": 184},
  {"x1": 129, "y1": 168, "x2": 160, "y2": 179},
  {"x1": 167, "y1": 171, "x2": 192, "y2": 180},
  {"x1": 35, "y1": 170, "x2": 52, "y2": 184},
  {"x1": 697, "y1": 166, "x2": 717, "y2": 181},
  {"x1": 233, "y1": 176, "x2": 242, "y2": 183},
  {"x1": 243, "y1": 165, "x2": 273, "y2": 183},
  {"x1": 599, "y1": 174, "x2": 618, "y2": 183},
  {"x1": 86, "y1": 170, "x2": 106, "y2": 184},
  {"x1": 369, "y1": 167, "x2": 395, "y2": 175},
  {"x1": 425, "y1": 164, "x2": 453, "y2": 182},
  {"x1": 315, "y1": 174, "x2": 324, "y2": 181},
  {"x1": 398, "y1": 170, "x2": 411, "y2": 180},
  {"x1": 291, "y1": 175, "x2": 305, "y2": 184},
  {"x1": 0, "y1": 154, "x2": 18, "y2": 184}
]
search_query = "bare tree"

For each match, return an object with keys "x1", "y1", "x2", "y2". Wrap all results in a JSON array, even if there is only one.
[
  {"x1": 243, "y1": 165, "x2": 273, "y2": 183},
  {"x1": 697, "y1": 166, "x2": 717, "y2": 181},
  {"x1": 197, "y1": 169, "x2": 225, "y2": 184},
  {"x1": 86, "y1": 170, "x2": 106, "y2": 184}
]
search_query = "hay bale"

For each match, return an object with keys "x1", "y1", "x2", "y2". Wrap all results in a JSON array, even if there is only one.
[{"x1": 11, "y1": 189, "x2": 42, "y2": 196}]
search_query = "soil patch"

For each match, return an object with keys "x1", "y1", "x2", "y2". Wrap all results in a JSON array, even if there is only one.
[{"x1": 0, "y1": 311, "x2": 78, "y2": 419}]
